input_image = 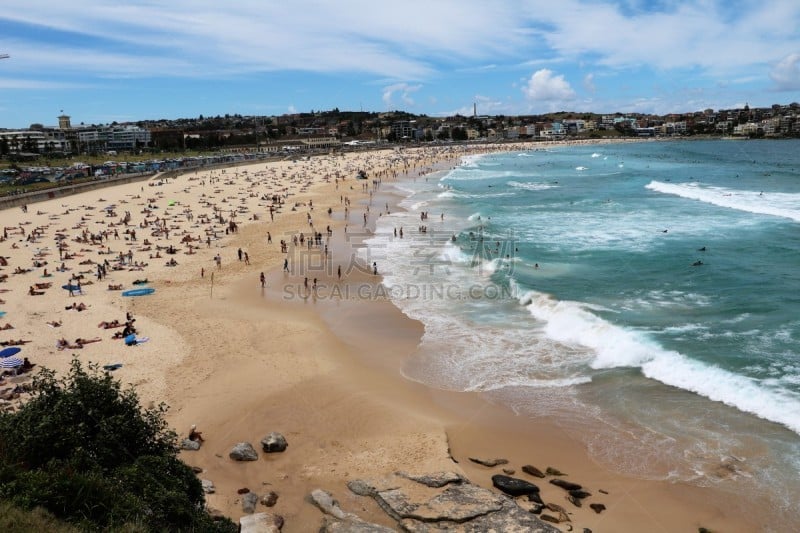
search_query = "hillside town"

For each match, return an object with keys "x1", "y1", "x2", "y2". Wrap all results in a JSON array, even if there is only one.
[{"x1": 1, "y1": 102, "x2": 799, "y2": 186}]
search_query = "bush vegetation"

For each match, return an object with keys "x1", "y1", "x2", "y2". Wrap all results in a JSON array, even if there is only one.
[{"x1": 0, "y1": 360, "x2": 235, "y2": 532}]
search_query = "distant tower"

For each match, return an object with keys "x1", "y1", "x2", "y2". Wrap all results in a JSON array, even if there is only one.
[
  {"x1": 58, "y1": 113, "x2": 71, "y2": 130},
  {"x1": 473, "y1": 103, "x2": 477, "y2": 117}
]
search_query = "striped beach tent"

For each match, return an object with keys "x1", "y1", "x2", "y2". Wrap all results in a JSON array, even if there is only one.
[{"x1": 0, "y1": 356, "x2": 23, "y2": 369}]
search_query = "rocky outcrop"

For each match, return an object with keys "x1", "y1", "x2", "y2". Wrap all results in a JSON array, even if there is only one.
[
  {"x1": 491, "y1": 474, "x2": 541, "y2": 497},
  {"x1": 242, "y1": 492, "x2": 259, "y2": 514},
  {"x1": 201, "y1": 479, "x2": 215, "y2": 494},
  {"x1": 328, "y1": 472, "x2": 560, "y2": 532},
  {"x1": 550, "y1": 478, "x2": 582, "y2": 491},
  {"x1": 589, "y1": 503, "x2": 606, "y2": 514},
  {"x1": 396, "y1": 471, "x2": 464, "y2": 488},
  {"x1": 261, "y1": 432, "x2": 288, "y2": 453},
  {"x1": 239, "y1": 512, "x2": 283, "y2": 533},
  {"x1": 180, "y1": 438, "x2": 201, "y2": 451},
  {"x1": 310, "y1": 489, "x2": 394, "y2": 532},
  {"x1": 468, "y1": 457, "x2": 508, "y2": 467},
  {"x1": 522, "y1": 464, "x2": 546, "y2": 478},
  {"x1": 230, "y1": 442, "x2": 259, "y2": 461},
  {"x1": 261, "y1": 490, "x2": 279, "y2": 507}
]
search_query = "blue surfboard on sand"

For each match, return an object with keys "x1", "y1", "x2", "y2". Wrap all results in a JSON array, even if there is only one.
[{"x1": 122, "y1": 287, "x2": 155, "y2": 297}]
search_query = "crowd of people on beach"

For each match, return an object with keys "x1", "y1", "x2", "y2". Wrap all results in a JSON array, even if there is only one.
[{"x1": 0, "y1": 143, "x2": 537, "y2": 405}]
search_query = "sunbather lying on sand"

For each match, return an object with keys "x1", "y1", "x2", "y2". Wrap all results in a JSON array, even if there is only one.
[
  {"x1": 0, "y1": 339, "x2": 31, "y2": 346},
  {"x1": 75, "y1": 337, "x2": 102, "y2": 347},
  {"x1": 56, "y1": 338, "x2": 79, "y2": 350}
]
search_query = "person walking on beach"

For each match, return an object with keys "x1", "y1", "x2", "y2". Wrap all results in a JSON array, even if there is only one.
[
  {"x1": 337, "y1": 265, "x2": 341, "y2": 281},
  {"x1": 260, "y1": 272, "x2": 265, "y2": 288},
  {"x1": 283, "y1": 258, "x2": 289, "y2": 273},
  {"x1": 373, "y1": 262, "x2": 378, "y2": 275}
]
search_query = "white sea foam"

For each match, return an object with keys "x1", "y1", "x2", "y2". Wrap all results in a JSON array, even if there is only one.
[
  {"x1": 437, "y1": 190, "x2": 515, "y2": 199},
  {"x1": 459, "y1": 154, "x2": 487, "y2": 168},
  {"x1": 591, "y1": 153, "x2": 602, "y2": 158},
  {"x1": 442, "y1": 169, "x2": 519, "y2": 182},
  {"x1": 646, "y1": 181, "x2": 800, "y2": 223},
  {"x1": 512, "y1": 284, "x2": 800, "y2": 435},
  {"x1": 576, "y1": 166, "x2": 589, "y2": 171},
  {"x1": 641, "y1": 355, "x2": 800, "y2": 435},
  {"x1": 507, "y1": 180, "x2": 558, "y2": 191}
]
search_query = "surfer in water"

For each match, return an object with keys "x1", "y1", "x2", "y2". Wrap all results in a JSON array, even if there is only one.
[{"x1": 692, "y1": 260, "x2": 704, "y2": 266}]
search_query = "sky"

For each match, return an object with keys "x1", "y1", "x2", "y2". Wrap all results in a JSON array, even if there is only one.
[{"x1": 1, "y1": 0, "x2": 799, "y2": 128}]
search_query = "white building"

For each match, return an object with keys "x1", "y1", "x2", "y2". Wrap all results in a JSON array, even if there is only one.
[{"x1": 0, "y1": 129, "x2": 70, "y2": 153}]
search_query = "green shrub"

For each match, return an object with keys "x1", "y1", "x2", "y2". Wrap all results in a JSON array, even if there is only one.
[{"x1": 0, "y1": 359, "x2": 235, "y2": 532}]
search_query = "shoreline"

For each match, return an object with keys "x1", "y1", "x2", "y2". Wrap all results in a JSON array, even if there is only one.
[{"x1": 0, "y1": 140, "x2": 765, "y2": 531}]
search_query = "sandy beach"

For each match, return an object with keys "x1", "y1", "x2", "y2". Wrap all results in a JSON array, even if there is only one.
[{"x1": 0, "y1": 141, "x2": 762, "y2": 532}]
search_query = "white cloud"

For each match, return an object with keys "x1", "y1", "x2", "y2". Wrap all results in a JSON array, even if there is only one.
[
  {"x1": 770, "y1": 53, "x2": 800, "y2": 90},
  {"x1": 0, "y1": 78, "x2": 91, "y2": 90},
  {"x1": 524, "y1": 0, "x2": 800, "y2": 74},
  {"x1": 0, "y1": 0, "x2": 529, "y2": 81},
  {"x1": 523, "y1": 69, "x2": 576, "y2": 102},
  {"x1": 382, "y1": 83, "x2": 422, "y2": 108}
]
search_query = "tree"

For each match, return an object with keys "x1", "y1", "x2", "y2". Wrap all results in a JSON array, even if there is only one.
[
  {"x1": 451, "y1": 127, "x2": 468, "y2": 141},
  {"x1": 0, "y1": 360, "x2": 235, "y2": 532}
]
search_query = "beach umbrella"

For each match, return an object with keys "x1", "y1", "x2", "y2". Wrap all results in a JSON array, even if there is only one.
[
  {"x1": 0, "y1": 346, "x2": 21, "y2": 358},
  {"x1": 0, "y1": 356, "x2": 22, "y2": 369}
]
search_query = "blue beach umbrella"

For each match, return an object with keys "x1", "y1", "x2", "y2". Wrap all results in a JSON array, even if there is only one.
[{"x1": 0, "y1": 346, "x2": 21, "y2": 358}]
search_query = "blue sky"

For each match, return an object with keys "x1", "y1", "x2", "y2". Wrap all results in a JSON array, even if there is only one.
[{"x1": 1, "y1": 0, "x2": 799, "y2": 128}]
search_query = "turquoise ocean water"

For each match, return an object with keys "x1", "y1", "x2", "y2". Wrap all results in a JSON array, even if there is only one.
[{"x1": 365, "y1": 139, "x2": 800, "y2": 523}]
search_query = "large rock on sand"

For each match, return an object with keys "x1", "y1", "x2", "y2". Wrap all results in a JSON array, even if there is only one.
[
  {"x1": 230, "y1": 442, "x2": 259, "y2": 461},
  {"x1": 242, "y1": 492, "x2": 259, "y2": 514},
  {"x1": 239, "y1": 512, "x2": 283, "y2": 533},
  {"x1": 261, "y1": 432, "x2": 288, "y2": 453},
  {"x1": 491, "y1": 474, "x2": 541, "y2": 497}
]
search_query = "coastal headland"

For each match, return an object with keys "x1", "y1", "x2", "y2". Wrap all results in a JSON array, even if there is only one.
[{"x1": 0, "y1": 140, "x2": 762, "y2": 531}]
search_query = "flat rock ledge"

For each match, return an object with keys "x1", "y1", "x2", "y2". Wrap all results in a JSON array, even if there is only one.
[
  {"x1": 239, "y1": 512, "x2": 283, "y2": 533},
  {"x1": 314, "y1": 472, "x2": 560, "y2": 532}
]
